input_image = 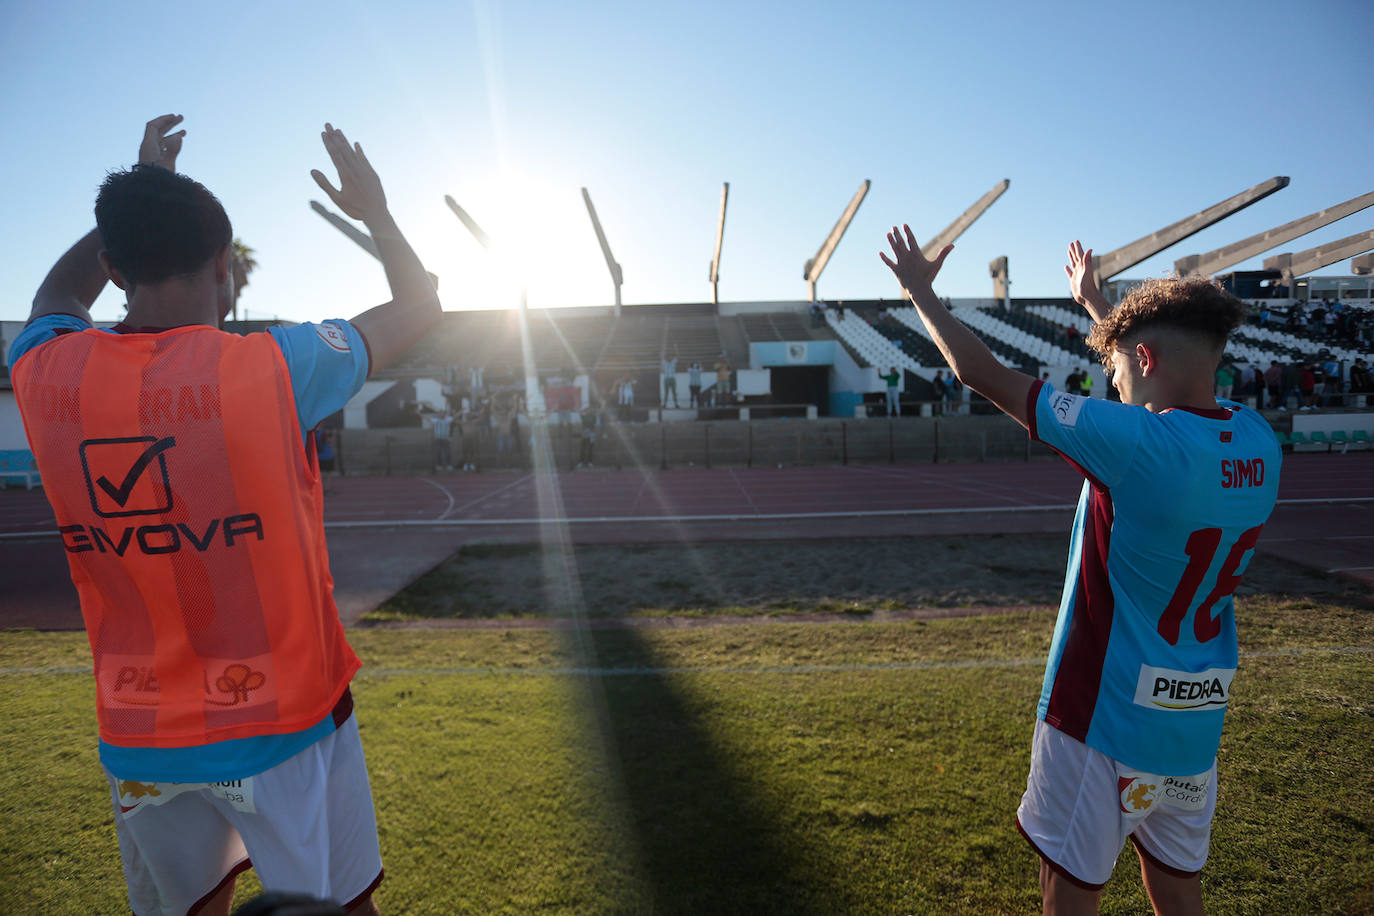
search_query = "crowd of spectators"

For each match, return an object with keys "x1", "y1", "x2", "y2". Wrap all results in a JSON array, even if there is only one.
[{"x1": 1252, "y1": 298, "x2": 1374, "y2": 347}]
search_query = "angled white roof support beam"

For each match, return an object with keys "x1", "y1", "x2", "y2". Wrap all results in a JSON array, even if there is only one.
[
  {"x1": 444, "y1": 195, "x2": 493, "y2": 250},
  {"x1": 311, "y1": 200, "x2": 379, "y2": 259},
  {"x1": 1093, "y1": 176, "x2": 1289, "y2": 280},
  {"x1": 922, "y1": 179, "x2": 1010, "y2": 258},
  {"x1": 314, "y1": 200, "x2": 438, "y2": 292},
  {"x1": 1352, "y1": 253, "x2": 1374, "y2": 276},
  {"x1": 804, "y1": 179, "x2": 871, "y2": 302},
  {"x1": 581, "y1": 188, "x2": 623, "y2": 316},
  {"x1": 1263, "y1": 229, "x2": 1374, "y2": 283},
  {"x1": 709, "y1": 182, "x2": 729, "y2": 306},
  {"x1": 1175, "y1": 189, "x2": 1374, "y2": 277}
]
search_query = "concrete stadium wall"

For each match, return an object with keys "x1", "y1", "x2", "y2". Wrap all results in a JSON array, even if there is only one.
[{"x1": 336, "y1": 415, "x2": 1060, "y2": 475}]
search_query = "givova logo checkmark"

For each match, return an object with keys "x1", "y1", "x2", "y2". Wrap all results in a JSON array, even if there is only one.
[{"x1": 80, "y1": 436, "x2": 177, "y2": 518}]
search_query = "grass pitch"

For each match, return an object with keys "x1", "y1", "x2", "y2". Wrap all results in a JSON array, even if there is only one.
[{"x1": 3, "y1": 591, "x2": 1372, "y2": 914}]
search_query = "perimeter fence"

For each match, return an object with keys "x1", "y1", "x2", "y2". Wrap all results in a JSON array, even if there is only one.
[{"x1": 335, "y1": 413, "x2": 1063, "y2": 476}]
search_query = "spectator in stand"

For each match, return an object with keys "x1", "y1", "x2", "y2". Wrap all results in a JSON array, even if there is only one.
[
  {"x1": 688, "y1": 360, "x2": 703, "y2": 408},
  {"x1": 809, "y1": 301, "x2": 824, "y2": 328},
  {"x1": 714, "y1": 356, "x2": 732, "y2": 405},
  {"x1": 1064, "y1": 367, "x2": 1082, "y2": 397},
  {"x1": 1279, "y1": 361, "x2": 1302, "y2": 411},
  {"x1": 1251, "y1": 365, "x2": 1265, "y2": 405},
  {"x1": 495, "y1": 396, "x2": 515, "y2": 462},
  {"x1": 460, "y1": 404, "x2": 480, "y2": 471},
  {"x1": 1349, "y1": 358, "x2": 1372, "y2": 395},
  {"x1": 577, "y1": 403, "x2": 600, "y2": 467},
  {"x1": 1310, "y1": 303, "x2": 1326, "y2": 336},
  {"x1": 1322, "y1": 354, "x2": 1342, "y2": 407},
  {"x1": 430, "y1": 411, "x2": 454, "y2": 470},
  {"x1": 1077, "y1": 365, "x2": 1093, "y2": 397},
  {"x1": 1264, "y1": 360, "x2": 1283, "y2": 409},
  {"x1": 315, "y1": 428, "x2": 336, "y2": 475},
  {"x1": 1324, "y1": 307, "x2": 1337, "y2": 339},
  {"x1": 931, "y1": 370, "x2": 949, "y2": 415},
  {"x1": 1259, "y1": 304, "x2": 1270, "y2": 327},
  {"x1": 879, "y1": 366, "x2": 901, "y2": 416},
  {"x1": 1300, "y1": 362, "x2": 1318, "y2": 411},
  {"x1": 948, "y1": 373, "x2": 964, "y2": 412},
  {"x1": 1214, "y1": 359, "x2": 1236, "y2": 401},
  {"x1": 662, "y1": 350, "x2": 680, "y2": 408},
  {"x1": 616, "y1": 375, "x2": 635, "y2": 420}
]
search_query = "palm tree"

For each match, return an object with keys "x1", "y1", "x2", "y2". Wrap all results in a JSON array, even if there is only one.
[{"x1": 230, "y1": 238, "x2": 258, "y2": 320}]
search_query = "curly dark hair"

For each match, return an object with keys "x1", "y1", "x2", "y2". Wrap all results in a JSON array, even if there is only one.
[
  {"x1": 1085, "y1": 277, "x2": 1246, "y2": 367},
  {"x1": 94, "y1": 165, "x2": 232, "y2": 289}
]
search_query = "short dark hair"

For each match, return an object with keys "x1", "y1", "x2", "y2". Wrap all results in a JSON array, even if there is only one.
[
  {"x1": 1086, "y1": 277, "x2": 1246, "y2": 368},
  {"x1": 94, "y1": 165, "x2": 232, "y2": 288}
]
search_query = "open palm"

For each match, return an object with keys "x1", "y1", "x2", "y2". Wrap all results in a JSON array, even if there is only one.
[{"x1": 879, "y1": 224, "x2": 952, "y2": 294}]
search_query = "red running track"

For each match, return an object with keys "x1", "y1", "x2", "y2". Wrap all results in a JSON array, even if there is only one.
[{"x1": 3, "y1": 453, "x2": 1372, "y2": 629}]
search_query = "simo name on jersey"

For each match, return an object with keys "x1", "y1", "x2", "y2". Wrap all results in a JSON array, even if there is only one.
[{"x1": 1220, "y1": 457, "x2": 1266, "y2": 489}]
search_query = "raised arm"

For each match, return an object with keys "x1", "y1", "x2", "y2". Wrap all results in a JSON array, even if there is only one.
[
  {"x1": 879, "y1": 225, "x2": 1034, "y2": 428},
  {"x1": 1064, "y1": 240, "x2": 1112, "y2": 324},
  {"x1": 311, "y1": 123, "x2": 441, "y2": 373},
  {"x1": 29, "y1": 114, "x2": 187, "y2": 325}
]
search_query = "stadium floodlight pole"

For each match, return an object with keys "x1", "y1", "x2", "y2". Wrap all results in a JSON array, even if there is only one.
[
  {"x1": 1263, "y1": 228, "x2": 1374, "y2": 286},
  {"x1": 1175, "y1": 188, "x2": 1374, "y2": 277},
  {"x1": 581, "y1": 188, "x2": 623, "y2": 316},
  {"x1": 310, "y1": 200, "x2": 380, "y2": 259},
  {"x1": 922, "y1": 179, "x2": 1010, "y2": 259},
  {"x1": 709, "y1": 182, "x2": 729, "y2": 306},
  {"x1": 804, "y1": 179, "x2": 871, "y2": 302},
  {"x1": 1092, "y1": 176, "x2": 1290, "y2": 280}
]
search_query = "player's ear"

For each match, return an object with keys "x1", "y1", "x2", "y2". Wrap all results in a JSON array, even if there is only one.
[
  {"x1": 99, "y1": 251, "x2": 129, "y2": 291},
  {"x1": 1135, "y1": 342, "x2": 1155, "y2": 377}
]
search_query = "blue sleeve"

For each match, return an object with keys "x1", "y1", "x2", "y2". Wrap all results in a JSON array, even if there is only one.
[
  {"x1": 1028, "y1": 381, "x2": 1146, "y2": 489},
  {"x1": 7, "y1": 314, "x2": 92, "y2": 366},
  {"x1": 267, "y1": 320, "x2": 370, "y2": 433}
]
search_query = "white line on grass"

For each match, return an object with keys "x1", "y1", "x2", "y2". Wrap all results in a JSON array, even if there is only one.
[{"x1": 3, "y1": 646, "x2": 1370, "y2": 679}]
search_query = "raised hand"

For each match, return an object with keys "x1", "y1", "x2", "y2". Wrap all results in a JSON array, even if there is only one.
[
  {"x1": 138, "y1": 114, "x2": 186, "y2": 171},
  {"x1": 1064, "y1": 240, "x2": 1100, "y2": 305},
  {"x1": 879, "y1": 224, "x2": 953, "y2": 295},
  {"x1": 311, "y1": 123, "x2": 387, "y2": 222}
]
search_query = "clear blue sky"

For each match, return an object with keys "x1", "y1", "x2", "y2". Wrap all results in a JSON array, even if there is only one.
[{"x1": 2, "y1": 0, "x2": 1370, "y2": 325}]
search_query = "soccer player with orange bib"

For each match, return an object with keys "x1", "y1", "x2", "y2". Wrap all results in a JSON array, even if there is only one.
[{"x1": 9, "y1": 115, "x2": 441, "y2": 916}]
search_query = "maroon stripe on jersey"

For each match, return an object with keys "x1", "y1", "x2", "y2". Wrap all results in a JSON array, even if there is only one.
[
  {"x1": 1043, "y1": 486, "x2": 1115, "y2": 742},
  {"x1": 1026, "y1": 379, "x2": 1044, "y2": 441}
]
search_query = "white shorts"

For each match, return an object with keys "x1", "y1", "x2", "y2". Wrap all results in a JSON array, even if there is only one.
[
  {"x1": 1016, "y1": 719, "x2": 1216, "y2": 890},
  {"x1": 107, "y1": 714, "x2": 383, "y2": 916}
]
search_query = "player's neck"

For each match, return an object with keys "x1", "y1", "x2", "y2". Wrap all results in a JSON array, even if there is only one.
[
  {"x1": 124, "y1": 279, "x2": 220, "y2": 331},
  {"x1": 1143, "y1": 378, "x2": 1219, "y2": 414}
]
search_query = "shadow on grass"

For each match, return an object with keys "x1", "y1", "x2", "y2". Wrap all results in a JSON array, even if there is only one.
[{"x1": 581, "y1": 626, "x2": 853, "y2": 914}]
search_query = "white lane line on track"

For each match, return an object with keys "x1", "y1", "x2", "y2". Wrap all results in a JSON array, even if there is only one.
[
  {"x1": 843, "y1": 464, "x2": 1066, "y2": 508},
  {"x1": 728, "y1": 469, "x2": 760, "y2": 514},
  {"x1": 447, "y1": 473, "x2": 532, "y2": 517},
  {"x1": 2, "y1": 496, "x2": 1371, "y2": 539},
  {"x1": 417, "y1": 477, "x2": 456, "y2": 520},
  {"x1": 5, "y1": 646, "x2": 1370, "y2": 679}
]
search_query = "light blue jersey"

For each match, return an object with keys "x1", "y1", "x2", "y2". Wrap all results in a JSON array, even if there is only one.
[
  {"x1": 11, "y1": 315, "x2": 369, "y2": 782},
  {"x1": 1028, "y1": 381, "x2": 1280, "y2": 776}
]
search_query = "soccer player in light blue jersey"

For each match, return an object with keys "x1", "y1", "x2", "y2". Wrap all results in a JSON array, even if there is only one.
[{"x1": 881, "y1": 232, "x2": 1280, "y2": 916}]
